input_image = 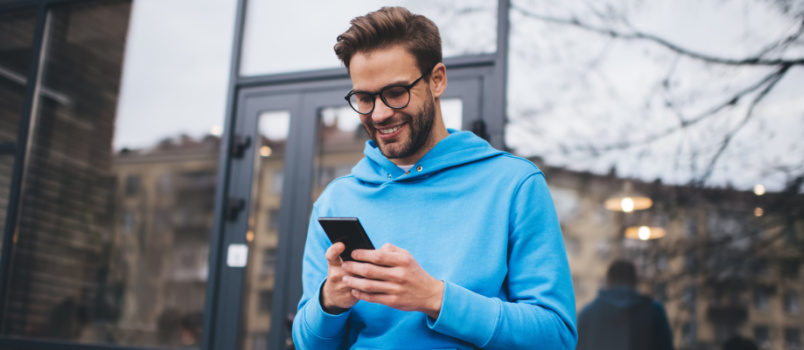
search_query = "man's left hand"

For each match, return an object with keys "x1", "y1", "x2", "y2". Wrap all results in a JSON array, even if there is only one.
[{"x1": 340, "y1": 243, "x2": 444, "y2": 319}]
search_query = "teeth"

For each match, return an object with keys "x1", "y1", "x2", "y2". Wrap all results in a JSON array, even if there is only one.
[{"x1": 378, "y1": 125, "x2": 401, "y2": 134}]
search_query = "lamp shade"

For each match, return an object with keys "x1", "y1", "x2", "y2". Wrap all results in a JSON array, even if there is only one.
[
  {"x1": 605, "y1": 196, "x2": 653, "y2": 212},
  {"x1": 605, "y1": 181, "x2": 653, "y2": 212},
  {"x1": 624, "y1": 226, "x2": 666, "y2": 240}
]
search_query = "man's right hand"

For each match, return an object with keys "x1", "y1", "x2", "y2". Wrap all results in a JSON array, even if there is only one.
[{"x1": 320, "y1": 242, "x2": 359, "y2": 314}]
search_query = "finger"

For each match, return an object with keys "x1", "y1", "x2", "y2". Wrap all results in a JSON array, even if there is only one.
[
  {"x1": 351, "y1": 290, "x2": 402, "y2": 309},
  {"x1": 342, "y1": 261, "x2": 396, "y2": 281},
  {"x1": 381, "y1": 243, "x2": 407, "y2": 254},
  {"x1": 326, "y1": 242, "x2": 345, "y2": 265},
  {"x1": 342, "y1": 275, "x2": 399, "y2": 294},
  {"x1": 352, "y1": 248, "x2": 410, "y2": 267}
]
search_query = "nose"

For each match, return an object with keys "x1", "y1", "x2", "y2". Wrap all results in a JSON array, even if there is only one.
[{"x1": 371, "y1": 95, "x2": 394, "y2": 124}]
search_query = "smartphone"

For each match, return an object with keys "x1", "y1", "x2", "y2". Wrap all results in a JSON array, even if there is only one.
[{"x1": 318, "y1": 217, "x2": 375, "y2": 262}]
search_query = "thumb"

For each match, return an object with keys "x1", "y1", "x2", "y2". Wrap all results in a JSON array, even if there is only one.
[{"x1": 326, "y1": 242, "x2": 345, "y2": 266}]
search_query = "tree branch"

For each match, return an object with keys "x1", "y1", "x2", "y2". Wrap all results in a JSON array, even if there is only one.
[
  {"x1": 512, "y1": 5, "x2": 804, "y2": 66},
  {"x1": 697, "y1": 64, "x2": 791, "y2": 184},
  {"x1": 574, "y1": 65, "x2": 790, "y2": 153}
]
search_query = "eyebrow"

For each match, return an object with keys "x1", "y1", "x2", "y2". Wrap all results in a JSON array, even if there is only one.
[{"x1": 352, "y1": 78, "x2": 416, "y2": 93}]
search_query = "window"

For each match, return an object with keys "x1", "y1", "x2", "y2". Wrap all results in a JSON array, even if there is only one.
[
  {"x1": 754, "y1": 287, "x2": 770, "y2": 312},
  {"x1": 240, "y1": 0, "x2": 497, "y2": 76},
  {"x1": 752, "y1": 258, "x2": 768, "y2": 277},
  {"x1": 261, "y1": 248, "x2": 277, "y2": 279},
  {"x1": 0, "y1": 8, "x2": 37, "y2": 146},
  {"x1": 159, "y1": 173, "x2": 172, "y2": 193},
  {"x1": 683, "y1": 286, "x2": 697, "y2": 311},
  {"x1": 754, "y1": 325, "x2": 770, "y2": 348},
  {"x1": 784, "y1": 292, "x2": 799, "y2": 314},
  {"x1": 715, "y1": 323, "x2": 737, "y2": 344},
  {"x1": 654, "y1": 283, "x2": 667, "y2": 303},
  {"x1": 684, "y1": 217, "x2": 698, "y2": 239},
  {"x1": 125, "y1": 175, "x2": 141, "y2": 196},
  {"x1": 258, "y1": 290, "x2": 273, "y2": 313},
  {"x1": 1, "y1": 1, "x2": 234, "y2": 347},
  {"x1": 786, "y1": 328, "x2": 801, "y2": 350},
  {"x1": 655, "y1": 253, "x2": 668, "y2": 272},
  {"x1": 251, "y1": 333, "x2": 269, "y2": 350},
  {"x1": 685, "y1": 253, "x2": 698, "y2": 274},
  {"x1": 267, "y1": 209, "x2": 280, "y2": 232},
  {"x1": 782, "y1": 259, "x2": 801, "y2": 279},
  {"x1": 0, "y1": 155, "x2": 14, "y2": 244},
  {"x1": 682, "y1": 322, "x2": 696, "y2": 347},
  {"x1": 271, "y1": 170, "x2": 284, "y2": 194}
]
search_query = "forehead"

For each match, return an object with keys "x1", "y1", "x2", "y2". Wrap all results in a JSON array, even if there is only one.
[{"x1": 349, "y1": 45, "x2": 419, "y2": 91}]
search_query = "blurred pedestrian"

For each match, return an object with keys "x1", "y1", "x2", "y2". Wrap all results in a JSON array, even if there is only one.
[{"x1": 576, "y1": 259, "x2": 674, "y2": 350}]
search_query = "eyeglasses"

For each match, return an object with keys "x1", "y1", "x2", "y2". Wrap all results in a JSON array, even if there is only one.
[{"x1": 344, "y1": 74, "x2": 425, "y2": 115}]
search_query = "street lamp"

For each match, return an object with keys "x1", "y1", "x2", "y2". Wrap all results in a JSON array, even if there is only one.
[
  {"x1": 624, "y1": 226, "x2": 666, "y2": 240},
  {"x1": 604, "y1": 181, "x2": 653, "y2": 212}
]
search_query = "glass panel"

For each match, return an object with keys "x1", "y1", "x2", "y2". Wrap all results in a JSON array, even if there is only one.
[
  {"x1": 441, "y1": 98, "x2": 463, "y2": 130},
  {"x1": 312, "y1": 106, "x2": 367, "y2": 200},
  {"x1": 240, "y1": 111, "x2": 291, "y2": 350},
  {"x1": 0, "y1": 9, "x2": 37, "y2": 144},
  {"x1": 507, "y1": 0, "x2": 804, "y2": 348},
  {"x1": 2, "y1": 0, "x2": 236, "y2": 348},
  {"x1": 241, "y1": 0, "x2": 497, "y2": 76},
  {"x1": 0, "y1": 155, "x2": 12, "y2": 246}
]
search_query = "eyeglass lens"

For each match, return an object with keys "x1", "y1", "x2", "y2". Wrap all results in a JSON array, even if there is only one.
[{"x1": 349, "y1": 86, "x2": 410, "y2": 114}]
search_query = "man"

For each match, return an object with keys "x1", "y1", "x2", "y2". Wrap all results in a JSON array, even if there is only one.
[
  {"x1": 576, "y1": 260, "x2": 674, "y2": 350},
  {"x1": 292, "y1": 7, "x2": 576, "y2": 349}
]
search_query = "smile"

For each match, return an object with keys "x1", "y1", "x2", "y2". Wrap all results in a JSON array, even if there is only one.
[{"x1": 378, "y1": 125, "x2": 403, "y2": 134}]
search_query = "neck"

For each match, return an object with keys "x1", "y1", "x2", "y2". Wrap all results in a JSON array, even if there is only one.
[{"x1": 389, "y1": 105, "x2": 449, "y2": 166}]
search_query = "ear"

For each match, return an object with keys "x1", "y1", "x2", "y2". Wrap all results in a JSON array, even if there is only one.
[{"x1": 428, "y1": 62, "x2": 447, "y2": 98}]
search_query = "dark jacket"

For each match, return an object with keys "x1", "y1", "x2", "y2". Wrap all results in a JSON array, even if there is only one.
[{"x1": 576, "y1": 287, "x2": 674, "y2": 350}]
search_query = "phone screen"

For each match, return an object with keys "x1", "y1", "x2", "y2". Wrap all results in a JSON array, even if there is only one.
[{"x1": 318, "y1": 217, "x2": 375, "y2": 262}]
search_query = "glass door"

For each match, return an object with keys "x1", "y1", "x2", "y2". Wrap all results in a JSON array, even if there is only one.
[{"x1": 217, "y1": 72, "x2": 482, "y2": 350}]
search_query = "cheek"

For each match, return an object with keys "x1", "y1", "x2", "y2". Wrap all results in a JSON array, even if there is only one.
[{"x1": 359, "y1": 115, "x2": 372, "y2": 128}]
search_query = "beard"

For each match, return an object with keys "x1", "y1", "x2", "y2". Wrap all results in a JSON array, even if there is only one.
[{"x1": 363, "y1": 89, "x2": 436, "y2": 160}]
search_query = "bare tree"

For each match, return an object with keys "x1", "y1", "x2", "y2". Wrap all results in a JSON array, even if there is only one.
[{"x1": 506, "y1": 0, "x2": 804, "y2": 193}]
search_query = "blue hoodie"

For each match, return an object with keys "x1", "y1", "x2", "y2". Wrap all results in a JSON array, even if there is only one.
[{"x1": 292, "y1": 130, "x2": 577, "y2": 349}]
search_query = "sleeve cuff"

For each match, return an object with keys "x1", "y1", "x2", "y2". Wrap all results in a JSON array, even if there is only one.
[
  {"x1": 303, "y1": 279, "x2": 351, "y2": 339},
  {"x1": 426, "y1": 280, "x2": 501, "y2": 347}
]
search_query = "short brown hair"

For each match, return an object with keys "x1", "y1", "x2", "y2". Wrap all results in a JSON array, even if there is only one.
[{"x1": 334, "y1": 7, "x2": 442, "y2": 77}]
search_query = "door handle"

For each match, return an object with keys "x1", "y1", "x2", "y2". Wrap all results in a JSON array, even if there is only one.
[
  {"x1": 231, "y1": 135, "x2": 252, "y2": 158},
  {"x1": 225, "y1": 197, "x2": 245, "y2": 222}
]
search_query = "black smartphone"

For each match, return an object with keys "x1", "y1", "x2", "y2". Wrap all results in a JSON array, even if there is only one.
[{"x1": 318, "y1": 217, "x2": 375, "y2": 262}]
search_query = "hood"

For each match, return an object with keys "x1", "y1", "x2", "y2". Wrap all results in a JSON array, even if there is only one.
[
  {"x1": 351, "y1": 129, "x2": 505, "y2": 184},
  {"x1": 595, "y1": 286, "x2": 648, "y2": 309}
]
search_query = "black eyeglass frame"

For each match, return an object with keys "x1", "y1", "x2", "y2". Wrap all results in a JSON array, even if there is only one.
[{"x1": 344, "y1": 74, "x2": 426, "y2": 115}]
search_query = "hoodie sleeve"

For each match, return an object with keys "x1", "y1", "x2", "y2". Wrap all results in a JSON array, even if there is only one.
[
  {"x1": 426, "y1": 172, "x2": 578, "y2": 349},
  {"x1": 291, "y1": 207, "x2": 351, "y2": 349}
]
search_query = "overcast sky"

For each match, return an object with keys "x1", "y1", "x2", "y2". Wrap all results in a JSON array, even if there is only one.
[{"x1": 114, "y1": 0, "x2": 802, "y2": 192}]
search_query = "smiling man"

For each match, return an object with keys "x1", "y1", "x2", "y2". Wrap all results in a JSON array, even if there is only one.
[{"x1": 292, "y1": 7, "x2": 577, "y2": 349}]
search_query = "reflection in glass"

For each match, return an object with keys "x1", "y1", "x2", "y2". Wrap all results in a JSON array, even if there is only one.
[
  {"x1": 507, "y1": 1, "x2": 804, "y2": 348},
  {"x1": 0, "y1": 9, "x2": 37, "y2": 144},
  {"x1": 1, "y1": 1, "x2": 234, "y2": 348},
  {"x1": 240, "y1": 111, "x2": 291, "y2": 350},
  {"x1": 0, "y1": 155, "x2": 12, "y2": 246},
  {"x1": 241, "y1": 0, "x2": 497, "y2": 76},
  {"x1": 313, "y1": 106, "x2": 368, "y2": 200}
]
